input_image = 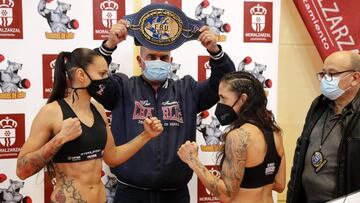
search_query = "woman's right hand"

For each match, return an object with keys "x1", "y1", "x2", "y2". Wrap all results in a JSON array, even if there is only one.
[
  {"x1": 177, "y1": 141, "x2": 199, "y2": 165},
  {"x1": 57, "y1": 118, "x2": 82, "y2": 143},
  {"x1": 143, "y1": 117, "x2": 163, "y2": 139}
]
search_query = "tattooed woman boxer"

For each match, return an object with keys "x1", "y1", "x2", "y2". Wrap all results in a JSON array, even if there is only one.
[
  {"x1": 16, "y1": 48, "x2": 163, "y2": 203},
  {"x1": 178, "y1": 71, "x2": 285, "y2": 203}
]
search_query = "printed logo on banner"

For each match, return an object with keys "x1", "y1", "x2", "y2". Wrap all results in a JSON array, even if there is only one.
[
  {"x1": 0, "y1": 114, "x2": 25, "y2": 159},
  {"x1": 38, "y1": 0, "x2": 79, "y2": 39},
  {"x1": 0, "y1": 177, "x2": 32, "y2": 202},
  {"x1": 0, "y1": 172, "x2": 7, "y2": 183},
  {"x1": 197, "y1": 56, "x2": 211, "y2": 82},
  {"x1": 244, "y1": 2, "x2": 273, "y2": 43},
  {"x1": 194, "y1": 0, "x2": 231, "y2": 35},
  {"x1": 0, "y1": 0, "x2": 23, "y2": 39},
  {"x1": 93, "y1": 0, "x2": 125, "y2": 40},
  {"x1": 168, "y1": 63, "x2": 181, "y2": 81},
  {"x1": 109, "y1": 62, "x2": 120, "y2": 74},
  {"x1": 198, "y1": 165, "x2": 221, "y2": 203},
  {"x1": 293, "y1": 0, "x2": 360, "y2": 60},
  {"x1": 42, "y1": 54, "x2": 57, "y2": 99},
  {"x1": 104, "y1": 175, "x2": 117, "y2": 202},
  {"x1": 151, "y1": 0, "x2": 182, "y2": 9},
  {"x1": 0, "y1": 54, "x2": 30, "y2": 99},
  {"x1": 197, "y1": 56, "x2": 223, "y2": 152},
  {"x1": 237, "y1": 56, "x2": 272, "y2": 95}
]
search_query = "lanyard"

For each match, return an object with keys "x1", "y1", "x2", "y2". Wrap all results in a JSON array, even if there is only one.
[{"x1": 319, "y1": 109, "x2": 340, "y2": 150}]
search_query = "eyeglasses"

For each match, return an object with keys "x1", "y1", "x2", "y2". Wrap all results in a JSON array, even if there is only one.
[{"x1": 316, "y1": 70, "x2": 355, "y2": 81}]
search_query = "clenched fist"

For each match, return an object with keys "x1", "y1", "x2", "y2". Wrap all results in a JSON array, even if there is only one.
[
  {"x1": 57, "y1": 117, "x2": 82, "y2": 143},
  {"x1": 143, "y1": 117, "x2": 163, "y2": 139},
  {"x1": 177, "y1": 141, "x2": 199, "y2": 165},
  {"x1": 198, "y1": 26, "x2": 219, "y2": 53},
  {"x1": 105, "y1": 19, "x2": 129, "y2": 49}
]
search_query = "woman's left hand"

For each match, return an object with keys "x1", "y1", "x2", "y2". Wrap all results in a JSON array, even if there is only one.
[{"x1": 177, "y1": 141, "x2": 199, "y2": 165}]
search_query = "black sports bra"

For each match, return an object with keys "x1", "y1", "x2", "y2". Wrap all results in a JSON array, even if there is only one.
[
  {"x1": 240, "y1": 129, "x2": 281, "y2": 188},
  {"x1": 52, "y1": 99, "x2": 107, "y2": 163}
]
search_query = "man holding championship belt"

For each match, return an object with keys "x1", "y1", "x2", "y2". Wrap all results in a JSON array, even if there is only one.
[{"x1": 92, "y1": 3, "x2": 235, "y2": 203}]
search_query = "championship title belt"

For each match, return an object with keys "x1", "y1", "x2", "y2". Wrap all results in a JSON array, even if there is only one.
[{"x1": 123, "y1": 3, "x2": 205, "y2": 51}]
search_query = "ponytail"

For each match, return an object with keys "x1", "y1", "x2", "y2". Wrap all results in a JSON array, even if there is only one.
[
  {"x1": 45, "y1": 52, "x2": 70, "y2": 179},
  {"x1": 47, "y1": 51, "x2": 70, "y2": 104},
  {"x1": 46, "y1": 48, "x2": 102, "y2": 104}
]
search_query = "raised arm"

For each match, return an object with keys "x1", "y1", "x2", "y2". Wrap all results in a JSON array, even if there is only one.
[
  {"x1": 94, "y1": 19, "x2": 128, "y2": 65},
  {"x1": 196, "y1": 26, "x2": 235, "y2": 112},
  {"x1": 94, "y1": 102, "x2": 163, "y2": 167},
  {"x1": 16, "y1": 104, "x2": 82, "y2": 180},
  {"x1": 93, "y1": 20, "x2": 129, "y2": 110},
  {"x1": 177, "y1": 128, "x2": 248, "y2": 202}
]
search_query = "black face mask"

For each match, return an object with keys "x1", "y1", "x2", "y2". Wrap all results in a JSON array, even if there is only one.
[
  {"x1": 214, "y1": 97, "x2": 240, "y2": 126},
  {"x1": 86, "y1": 77, "x2": 113, "y2": 98},
  {"x1": 71, "y1": 70, "x2": 112, "y2": 103}
]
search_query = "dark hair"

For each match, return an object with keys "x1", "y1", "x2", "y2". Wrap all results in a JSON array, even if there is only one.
[
  {"x1": 46, "y1": 48, "x2": 102, "y2": 104},
  {"x1": 217, "y1": 71, "x2": 281, "y2": 168},
  {"x1": 46, "y1": 48, "x2": 102, "y2": 177}
]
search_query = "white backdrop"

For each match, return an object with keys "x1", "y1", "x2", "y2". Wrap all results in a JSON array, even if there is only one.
[{"x1": 0, "y1": 0, "x2": 281, "y2": 202}]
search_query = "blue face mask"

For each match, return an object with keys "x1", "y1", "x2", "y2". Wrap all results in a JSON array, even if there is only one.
[
  {"x1": 142, "y1": 59, "x2": 171, "y2": 82},
  {"x1": 320, "y1": 73, "x2": 351, "y2": 100}
]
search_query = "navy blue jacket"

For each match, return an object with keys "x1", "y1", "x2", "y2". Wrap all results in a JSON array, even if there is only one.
[{"x1": 95, "y1": 43, "x2": 235, "y2": 189}]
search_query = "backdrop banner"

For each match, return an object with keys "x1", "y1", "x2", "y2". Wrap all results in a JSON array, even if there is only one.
[
  {"x1": 0, "y1": 0, "x2": 281, "y2": 202},
  {"x1": 293, "y1": 0, "x2": 360, "y2": 60}
]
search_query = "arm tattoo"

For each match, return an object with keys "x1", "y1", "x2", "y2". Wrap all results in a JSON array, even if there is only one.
[
  {"x1": 189, "y1": 149, "x2": 222, "y2": 197},
  {"x1": 17, "y1": 136, "x2": 63, "y2": 178},
  {"x1": 221, "y1": 128, "x2": 249, "y2": 198},
  {"x1": 54, "y1": 189, "x2": 66, "y2": 203},
  {"x1": 53, "y1": 170, "x2": 87, "y2": 203},
  {"x1": 208, "y1": 176, "x2": 221, "y2": 197},
  {"x1": 186, "y1": 129, "x2": 248, "y2": 199},
  {"x1": 188, "y1": 148, "x2": 197, "y2": 162}
]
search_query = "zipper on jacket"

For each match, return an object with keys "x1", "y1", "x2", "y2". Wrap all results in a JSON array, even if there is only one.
[{"x1": 153, "y1": 89, "x2": 162, "y2": 178}]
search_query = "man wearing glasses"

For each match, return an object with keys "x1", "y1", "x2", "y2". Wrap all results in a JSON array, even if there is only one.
[{"x1": 287, "y1": 51, "x2": 360, "y2": 203}]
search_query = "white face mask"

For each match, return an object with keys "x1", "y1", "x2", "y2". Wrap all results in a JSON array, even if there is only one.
[
  {"x1": 140, "y1": 56, "x2": 171, "y2": 82},
  {"x1": 143, "y1": 60, "x2": 171, "y2": 82},
  {"x1": 320, "y1": 73, "x2": 352, "y2": 100}
]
